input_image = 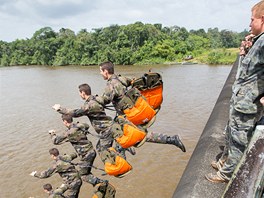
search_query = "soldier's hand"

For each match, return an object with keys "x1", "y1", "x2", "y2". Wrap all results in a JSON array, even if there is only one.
[
  {"x1": 30, "y1": 171, "x2": 37, "y2": 176},
  {"x1": 48, "y1": 129, "x2": 56, "y2": 135},
  {"x1": 52, "y1": 104, "x2": 61, "y2": 111},
  {"x1": 60, "y1": 183, "x2": 66, "y2": 188}
]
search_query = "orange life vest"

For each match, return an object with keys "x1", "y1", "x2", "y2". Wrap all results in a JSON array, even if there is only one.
[
  {"x1": 116, "y1": 123, "x2": 147, "y2": 148},
  {"x1": 140, "y1": 84, "x2": 163, "y2": 110},
  {"x1": 123, "y1": 96, "x2": 156, "y2": 125},
  {"x1": 132, "y1": 72, "x2": 163, "y2": 111},
  {"x1": 103, "y1": 148, "x2": 132, "y2": 178}
]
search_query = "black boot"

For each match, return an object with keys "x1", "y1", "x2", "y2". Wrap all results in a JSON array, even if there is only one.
[{"x1": 166, "y1": 135, "x2": 186, "y2": 152}]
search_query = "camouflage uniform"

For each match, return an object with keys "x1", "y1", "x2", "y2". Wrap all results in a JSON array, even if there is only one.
[
  {"x1": 51, "y1": 122, "x2": 106, "y2": 186},
  {"x1": 98, "y1": 74, "x2": 184, "y2": 146},
  {"x1": 218, "y1": 33, "x2": 264, "y2": 180},
  {"x1": 34, "y1": 153, "x2": 82, "y2": 198},
  {"x1": 57, "y1": 95, "x2": 113, "y2": 155},
  {"x1": 215, "y1": 56, "x2": 245, "y2": 168},
  {"x1": 47, "y1": 185, "x2": 68, "y2": 198}
]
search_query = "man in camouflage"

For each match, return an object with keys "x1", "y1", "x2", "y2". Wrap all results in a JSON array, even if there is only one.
[
  {"x1": 211, "y1": 33, "x2": 255, "y2": 171},
  {"x1": 206, "y1": 0, "x2": 264, "y2": 183},
  {"x1": 30, "y1": 148, "x2": 82, "y2": 198},
  {"x1": 49, "y1": 114, "x2": 108, "y2": 188},
  {"x1": 97, "y1": 61, "x2": 186, "y2": 152},
  {"x1": 52, "y1": 84, "x2": 135, "y2": 159},
  {"x1": 52, "y1": 84, "x2": 114, "y2": 158},
  {"x1": 43, "y1": 183, "x2": 68, "y2": 198}
]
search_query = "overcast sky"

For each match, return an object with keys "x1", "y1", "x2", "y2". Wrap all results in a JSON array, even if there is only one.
[{"x1": 0, "y1": 0, "x2": 260, "y2": 42}]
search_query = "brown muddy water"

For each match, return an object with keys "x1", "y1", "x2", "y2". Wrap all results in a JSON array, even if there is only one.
[{"x1": 0, "y1": 64, "x2": 231, "y2": 198}]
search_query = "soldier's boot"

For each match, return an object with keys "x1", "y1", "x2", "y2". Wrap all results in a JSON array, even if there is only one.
[
  {"x1": 146, "y1": 132, "x2": 186, "y2": 152},
  {"x1": 126, "y1": 147, "x2": 136, "y2": 155},
  {"x1": 166, "y1": 135, "x2": 186, "y2": 152}
]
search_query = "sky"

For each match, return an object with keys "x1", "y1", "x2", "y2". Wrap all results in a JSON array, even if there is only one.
[{"x1": 0, "y1": 0, "x2": 260, "y2": 42}]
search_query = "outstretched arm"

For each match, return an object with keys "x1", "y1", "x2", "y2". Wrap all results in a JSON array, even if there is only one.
[{"x1": 30, "y1": 165, "x2": 56, "y2": 179}]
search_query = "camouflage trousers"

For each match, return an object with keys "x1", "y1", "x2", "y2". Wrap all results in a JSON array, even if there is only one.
[
  {"x1": 79, "y1": 149, "x2": 106, "y2": 186},
  {"x1": 64, "y1": 178, "x2": 82, "y2": 198},
  {"x1": 146, "y1": 131, "x2": 171, "y2": 144},
  {"x1": 219, "y1": 106, "x2": 263, "y2": 180}
]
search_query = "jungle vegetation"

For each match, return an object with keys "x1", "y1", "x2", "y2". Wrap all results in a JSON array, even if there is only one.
[{"x1": 0, "y1": 22, "x2": 249, "y2": 66}]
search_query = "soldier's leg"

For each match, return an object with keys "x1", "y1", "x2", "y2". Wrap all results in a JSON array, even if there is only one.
[
  {"x1": 93, "y1": 181, "x2": 116, "y2": 198},
  {"x1": 146, "y1": 131, "x2": 186, "y2": 152},
  {"x1": 79, "y1": 150, "x2": 108, "y2": 186},
  {"x1": 65, "y1": 179, "x2": 82, "y2": 198},
  {"x1": 96, "y1": 132, "x2": 115, "y2": 161},
  {"x1": 211, "y1": 124, "x2": 230, "y2": 170},
  {"x1": 218, "y1": 111, "x2": 258, "y2": 180},
  {"x1": 79, "y1": 149, "x2": 96, "y2": 176}
]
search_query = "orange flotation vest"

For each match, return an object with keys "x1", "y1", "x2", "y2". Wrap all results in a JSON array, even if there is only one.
[
  {"x1": 112, "y1": 116, "x2": 147, "y2": 148},
  {"x1": 123, "y1": 95, "x2": 156, "y2": 125},
  {"x1": 132, "y1": 72, "x2": 163, "y2": 111},
  {"x1": 116, "y1": 87, "x2": 156, "y2": 126},
  {"x1": 101, "y1": 148, "x2": 132, "y2": 178}
]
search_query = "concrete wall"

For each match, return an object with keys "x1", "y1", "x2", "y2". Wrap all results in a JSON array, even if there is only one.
[{"x1": 173, "y1": 57, "x2": 239, "y2": 198}]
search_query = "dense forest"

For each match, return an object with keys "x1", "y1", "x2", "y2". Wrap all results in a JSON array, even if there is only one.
[{"x1": 0, "y1": 22, "x2": 249, "y2": 66}]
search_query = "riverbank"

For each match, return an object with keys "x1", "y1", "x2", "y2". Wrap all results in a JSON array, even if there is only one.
[{"x1": 163, "y1": 48, "x2": 239, "y2": 66}]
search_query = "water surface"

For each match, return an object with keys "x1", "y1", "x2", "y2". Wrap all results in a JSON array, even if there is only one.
[{"x1": 0, "y1": 64, "x2": 231, "y2": 198}]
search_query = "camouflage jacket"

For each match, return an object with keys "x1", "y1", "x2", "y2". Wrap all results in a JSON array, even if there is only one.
[
  {"x1": 35, "y1": 153, "x2": 80, "y2": 184},
  {"x1": 51, "y1": 122, "x2": 94, "y2": 156},
  {"x1": 98, "y1": 74, "x2": 132, "y2": 114},
  {"x1": 58, "y1": 95, "x2": 113, "y2": 134},
  {"x1": 232, "y1": 32, "x2": 264, "y2": 114}
]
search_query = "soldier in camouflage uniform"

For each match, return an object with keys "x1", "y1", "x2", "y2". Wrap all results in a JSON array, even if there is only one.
[
  {"x1": 52, "y1": 84, "x2": 135, "y2": 159},
  {"x1": 43, "y1": 183, "x2": 68, "y2": 198},
  {"x1": 206, "y1": 0, "x2": 264, "y2": 183},
  {"x1": 49, "y1": 114, "x2": 108, "y2": 188},
  {"x1": 52, "y1": 84, "x2": 114, "y2": 158},
  {"x1": 30, "y1": 148, "x2": 82, "y2": 198},
  {"x1": 211, "y1": 33, "x2": 255, "y2": 171},
  {"x1": 97, "y1": 61, "x2": 186, "y2": 152}
]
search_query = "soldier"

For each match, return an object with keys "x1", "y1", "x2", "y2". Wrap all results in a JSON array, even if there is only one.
[
  {"x1": 52, "y1": 84, "x2": 135, "y2": 159},
  {"x1": 43, "y1": 183, "x2": 67, "y2": 198},
  {"x1": 211, "y1": 33, "x2": 255, "y2": 171},
  {"x1": 30, "y1": 148, "x2": 82, "y2": 198},
  {"x1": 49, "y1": 114, "x2": 109, "y2": 189},
  {"x1": 206, "y1": 0, "x2": 264, "y2": 183},
  {"x1": 97, "y1": 61, "x2": 186, "y2": 152}
]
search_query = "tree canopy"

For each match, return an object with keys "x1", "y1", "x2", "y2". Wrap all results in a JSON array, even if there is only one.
[{"x1": 0, "y1": 23, "x2": 249, "y2": 66}]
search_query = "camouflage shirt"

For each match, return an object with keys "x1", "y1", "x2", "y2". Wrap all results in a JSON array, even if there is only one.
[
  {"x1": 232, "y1": 32, "x2": 264, "y2": 114},
  {"x1": 98, "y1": 74, "x2": 132, "y2": 114},
  {"x1": 51, "y1": 122, "x2": 94, "y2": 156},
  {"x1": 58, "y1": 95, "x2": 113, "y2": 134},
  {"x1": 35, "y1": 153, "x2": 80, "y2": 184}
]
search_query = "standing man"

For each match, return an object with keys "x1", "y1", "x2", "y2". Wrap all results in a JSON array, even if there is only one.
[
  {"x1": 206, "y1": 0, "x2": 264, "y2": 183},
  {"x1": 49, "y1": 114, "x2": 109, "y2": 189},
  {"x1": 30, "y1": 148, "x2": 82, "y2": 198},
  {"x1": 97, "y1": 61, "x2": 186, "y2": 152},
  {"x1": 211, "y1": 33, "x2": 255, "y2": 171}
]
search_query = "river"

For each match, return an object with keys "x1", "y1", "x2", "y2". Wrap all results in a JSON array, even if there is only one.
[{"x1": 0, "y1": 64, "x2": 231, "y2": 198}]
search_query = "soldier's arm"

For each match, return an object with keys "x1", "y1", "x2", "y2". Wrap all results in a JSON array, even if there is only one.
[
  {"x1": 34, "y1": 165, "x2": 56, "y2": 179},
  {"x1": 98, "y1": 86, "x2": 115, "y2": 105},
  {"x1": 54, "y1": 104, "x2": 90, "y2": 118},
  {"x1": 50, "y1": 132, "x2": 68, "y2": 145}
]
